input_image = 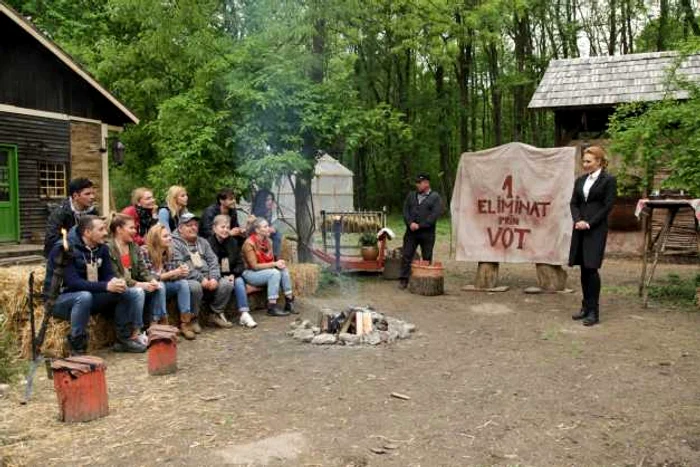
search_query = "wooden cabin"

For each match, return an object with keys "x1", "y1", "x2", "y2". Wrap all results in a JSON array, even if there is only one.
[
  {"x1": 0, "y1": 1, "x2": 138, "y2": 244},
  {"x1": 529, "y1": 51, "x2": 700, "y2": 257}
]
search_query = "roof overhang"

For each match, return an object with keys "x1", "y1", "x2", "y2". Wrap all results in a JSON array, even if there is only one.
[{"x1": 0, "y1": 1, "x2": 139, "y2": 125}]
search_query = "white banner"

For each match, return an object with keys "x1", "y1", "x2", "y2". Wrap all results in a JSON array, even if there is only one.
[{"x1": 451, "y1": 142, "x2": 576, "y2": 264}]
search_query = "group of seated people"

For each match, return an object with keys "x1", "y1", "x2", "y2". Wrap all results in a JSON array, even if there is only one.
[{"x1": 43, "y1": 178, "x2": 296, "y2": 355}]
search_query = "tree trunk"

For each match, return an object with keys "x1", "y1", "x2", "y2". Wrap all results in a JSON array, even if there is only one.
[
  {"x1": 486, "y1": 42, "x2": 502, "y2": 146},
  {"x1": 296, "y1": 12, "x2": 325, "y2": 263},
  {"x1": 536, "y1": 264, "x2": 568, "y2": 291},
  {"x1": 657, "y1": 0, "x2": 669, "y2": 51},
  {"x1": 680, "y1": 0, "x2": 700, "y2": 36},
  {"x1": 608, "y1": 0, "x2": 617, "y2": 55},
  {"x1": 475, "y1": 262, "x2": 499, "y2": 289},
  {"x1": 455, "y1": 11, "x2": 472, "y2": 153},
  {"x1": 435, "y1": 64, "x2": 453, "y2": 203}
]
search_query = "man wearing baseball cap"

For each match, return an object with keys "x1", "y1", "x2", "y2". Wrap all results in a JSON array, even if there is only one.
[
  {"x1": 399, "y1": 173, "x2": 443, "y2": 289},
  {"x1": 171, "y1": 212, "x2": 235, "y2": 330}
]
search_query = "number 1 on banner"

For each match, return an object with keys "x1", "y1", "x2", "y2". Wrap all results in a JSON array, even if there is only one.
[{"x1": 501, "y1": 175, "x2": 513, "y2": 198}]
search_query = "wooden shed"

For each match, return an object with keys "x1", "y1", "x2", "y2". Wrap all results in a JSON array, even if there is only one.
[
  {"x1": 529, "y1": 51, "x2": 700, "y2": 257},
  {"x1": 0, "y1": 1, "x2": 138, "y2": 244}
]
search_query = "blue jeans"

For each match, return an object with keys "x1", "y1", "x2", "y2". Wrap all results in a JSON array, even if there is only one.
[
  {"x1": 242, "y1": 268, "x2": 292, "y2": 301},
  {"x1": 53, "y1": 288, "x2": 144, "y2": 339},
  {"x1": 165, "y1": 280, "x2": 192, "y2": 317},
  {"x1": 223, "y1": 276, "x2": 250, "y2": 312},
  {"x1": 146, "y1": 280, "x2": 192, "y2": 321}
]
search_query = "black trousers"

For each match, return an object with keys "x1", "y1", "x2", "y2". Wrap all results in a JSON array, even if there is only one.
[
  {"x1": 400, "y1": 229, "x2": 436, "y2": 280},
  {"x1": 580, "y1": 267, "x2": 601, "y2": 311}
]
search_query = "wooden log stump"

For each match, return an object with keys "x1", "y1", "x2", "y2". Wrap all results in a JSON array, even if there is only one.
[
  {"x1": 535, "y1": 264, "x2": 568, "y2": 292},
  {"x1": 408, "y1": 261, "x2": 444, "y2": 296},
  {"x1": 475, "y1": 262, "x2": 499, "y2": 289},
  {"x1": 52, "y1": 356, "x2": 109, "y2": 423}
]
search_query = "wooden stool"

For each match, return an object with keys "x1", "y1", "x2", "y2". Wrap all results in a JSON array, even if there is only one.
[
  {"x1": 147, "y1": 326, "x2": 179, "y2": 376},
  {"x1": 52, "y1": 356, "x2": 109, "y2": 423},
  {"x1": 408, "y1": 261, "x2": 445, "y2": 296}
]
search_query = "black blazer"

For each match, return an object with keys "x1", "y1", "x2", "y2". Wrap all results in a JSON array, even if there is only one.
[{"x1": 568, "y1": 170, "x2": 617, "y2": 269}]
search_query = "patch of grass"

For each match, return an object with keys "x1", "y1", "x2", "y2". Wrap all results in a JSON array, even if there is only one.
[
  {"x1": 648, "y1": 273, "x2": 700, "y2": 307},
  {"x1": 539, "y1": 328, "x2": 558, "y2": 341},
  {"x1": 601, "y1": 285, "x2": 637, "y2": 296}
]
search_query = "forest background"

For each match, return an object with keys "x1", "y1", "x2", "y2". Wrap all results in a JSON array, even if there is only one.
[{"x1": 6, "y1": 0, "x2": 700, "y2": 254}]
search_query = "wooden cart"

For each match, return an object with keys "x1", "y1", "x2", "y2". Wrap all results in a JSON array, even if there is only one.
[{"x1": 312, "y1": 209, "x2": 388, "y2": 272}]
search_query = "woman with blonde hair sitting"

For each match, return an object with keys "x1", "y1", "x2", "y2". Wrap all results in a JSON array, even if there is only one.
[
  {"x1": 158, "y1": 185, "x2": 189, "y2": 233},
  {"x1": 121, "y1": 187, "x2": 158, "y2": 246},
  {"x1": 141, "y1": 223, "x2": 198, "y2": 339}
]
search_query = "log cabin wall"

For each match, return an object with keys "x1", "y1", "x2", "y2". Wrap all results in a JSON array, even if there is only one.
[
  {"x1": 70, "y1": 121, "x2": 103, "y2": 209},
  {"x1": 0, "y1": 111, "x2": 70, "y2": 242}
]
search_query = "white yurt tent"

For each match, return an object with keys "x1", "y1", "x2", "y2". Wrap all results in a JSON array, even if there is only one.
[{"x1": 273, "y1": 154, "x2": 354, "y2": 231}]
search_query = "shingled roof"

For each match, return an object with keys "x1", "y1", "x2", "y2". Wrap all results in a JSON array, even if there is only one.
[{"x1": 529, "y1": 51, "x2": 700, "y2": 110}]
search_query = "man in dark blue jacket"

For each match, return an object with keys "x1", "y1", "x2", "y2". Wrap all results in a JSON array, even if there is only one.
[
  {"x1": 399, "y1": 174, "x2": 443, "y2": 289},
  {"x1": 199, "y1": 188, "x2": 246, "y2": 242},
  {"x1": 43, "y1": 178, "x2": 99, "y2": 258},
  {"x1": 45, "y1": 215, "x2": 145, "y2": 354}
]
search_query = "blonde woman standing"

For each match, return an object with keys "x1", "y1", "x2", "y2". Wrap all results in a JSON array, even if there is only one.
[
  {"x1": 569, "y1": 146, "x2": 617, "y2": 326},
  {"x1": 158, "y1": 185, "x2": 189, "y2": 233}
]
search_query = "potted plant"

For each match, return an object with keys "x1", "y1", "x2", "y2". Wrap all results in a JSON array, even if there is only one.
[{"x1": 358, "y1": 232, "x2": 379, "y2": 261}]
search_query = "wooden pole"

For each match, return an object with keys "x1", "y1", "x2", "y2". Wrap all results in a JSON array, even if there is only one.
[{"x1": 475, "y1": 262, "x2": 499, "y2": 289}]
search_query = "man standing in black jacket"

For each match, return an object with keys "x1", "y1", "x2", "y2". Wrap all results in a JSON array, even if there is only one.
[
  {"x1": 43, "y1": 178, "x2": 98, "y2": 258},
  {"x1": 399, "y1": 174, "x2": 443, "y2": 289}
]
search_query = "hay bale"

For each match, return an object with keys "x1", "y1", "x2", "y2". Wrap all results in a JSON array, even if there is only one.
[
  {"x1": 289, "y1": 263, "x2": 319, "y2": 297},
  {"x1": 0, "y1": 266, "x2": 45, "y2": 333},
  {"x1": 280, "y1": 238, "x2": 296, "y2": 263}
]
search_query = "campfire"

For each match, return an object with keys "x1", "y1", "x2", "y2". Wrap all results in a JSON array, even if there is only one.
[{"x1": 288, "y1": 306, "x2": 416, "y2": 345}]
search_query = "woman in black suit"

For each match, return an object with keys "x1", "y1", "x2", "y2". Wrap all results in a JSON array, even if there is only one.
[{"x1": 569, "y1": 146, "x2": 617, "y2": 326}]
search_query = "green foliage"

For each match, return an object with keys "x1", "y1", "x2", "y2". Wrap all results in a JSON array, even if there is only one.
[
  {"x1": 648, "y1": 273, "x2": 700, "y2": 307},
  {"x1": 610, "y1": 41, "x2": 700, "y2": 197},
  {"x1": 8, "y1": 0, "x2": 699, "y2": 214},
  {"x1": 358, "y1": 232, "x2": 378, "y2": 247}
]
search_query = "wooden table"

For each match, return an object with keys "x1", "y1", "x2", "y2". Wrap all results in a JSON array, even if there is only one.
[{"x1": 635, "y1": 199, "x2": 700, "y2": 307}]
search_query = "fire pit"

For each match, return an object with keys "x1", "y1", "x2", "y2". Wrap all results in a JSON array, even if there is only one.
[{"x1": 288, "y1": 306, "x2": 416, "y2": 346}]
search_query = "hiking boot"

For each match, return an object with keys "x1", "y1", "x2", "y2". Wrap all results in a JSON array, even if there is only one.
[
  {"x1": 191, "y1": 320, "x2": 203, "y2": 334},
  {"x1": 284, "y1": 296, "x2": 298, "y2": 314},
  {"x1": 156, "y1": 316, "x2": 169, "y2": 325},
  {"x1": 239, "y1": 311, "x2": 258, "y2": 328},
  {"x1": 65, "y1": 334, "x2": 88, "y2": 356},
  {"x1": 113, "y1": 337, "x2": 147, "y2": 353},
  {"x1": 180, "y1": 313, "x2": 197, "y2": 340},
  {"x1": 267, "y1": 303, "x2": 290, "y2": 317},
  {"x1": 211, "y1": 313, "x2": 234, "y2": 328}
]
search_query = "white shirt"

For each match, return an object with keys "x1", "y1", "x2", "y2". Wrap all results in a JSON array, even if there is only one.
[{"x1": 582, "y1": 168, "x2": 601, "y2": 201}]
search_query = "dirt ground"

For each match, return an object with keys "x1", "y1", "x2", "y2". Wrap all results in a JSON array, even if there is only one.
[{"x1": 1, "y1": 256, "x2": 699, "y2": 467}]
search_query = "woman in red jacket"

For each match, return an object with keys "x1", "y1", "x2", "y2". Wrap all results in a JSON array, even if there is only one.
[{"x1": 121, "y1": 187, "x2": 159, "y2": 246}]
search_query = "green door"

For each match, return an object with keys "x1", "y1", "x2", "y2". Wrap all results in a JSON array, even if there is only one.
[{"x1": 0, "y1": 145, "x2": 20, "y2": 243}]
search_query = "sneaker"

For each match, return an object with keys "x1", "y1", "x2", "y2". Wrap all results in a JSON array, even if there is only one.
[
  {"x1": 191, "y1": 320, "x2": 203, "y2": 334},
  {"x1": 211, "y1": 313, "x2": 234, "y2": 328},
  {"x1": 267, "y1": 304, "x2": 290, "y2": 317},
  {"x1": 136, "y1": 332, "x2": 148, "y2": 347},
  {"x1": 284, "y1": 297, "x2": 299, "y2": 314},
  {"x1": 239, "y1": 312, "x2": 258, "y2": 328},
  {"x1": 113, "y1": 337, "x2": 147, "y2": 353}
]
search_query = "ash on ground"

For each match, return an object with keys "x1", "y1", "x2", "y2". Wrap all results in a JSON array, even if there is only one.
[{"x1": 288, "y1": 306, "x2": 416, "y2": 346}]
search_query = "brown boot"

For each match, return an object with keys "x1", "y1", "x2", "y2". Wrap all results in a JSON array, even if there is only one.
[
  {"x1": 179, "y1": 314, "x2": 196, "y2": 340},
  {"x1": 157, "y1": 316, "x2": 169, "y2": 325}
]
